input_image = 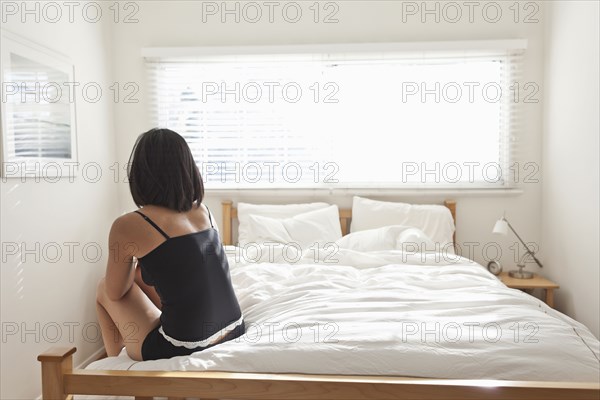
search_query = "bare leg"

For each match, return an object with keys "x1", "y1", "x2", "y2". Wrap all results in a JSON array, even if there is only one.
[
  {"x1": 96, "y1": 277, "x2": 161, "y2": 361},
  {"x1": 134, "y1": 265, "x2": 162, "y2": 310},
  {"x1": 96, "y1": 301, "x2": 124, "y2": 356}
]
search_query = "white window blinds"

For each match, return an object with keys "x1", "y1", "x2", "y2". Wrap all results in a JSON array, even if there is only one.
[
  {"x1": 145, "y1": 42, "x2": 524, "y2": 189},
  {"x1": 4, "y1": 54, "x2": 73, "y2": 159},
  {"x1": 1, "y1": 30, "x2": 78, "y2": 179}
]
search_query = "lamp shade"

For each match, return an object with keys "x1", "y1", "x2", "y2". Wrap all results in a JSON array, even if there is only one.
[{"x1": 493, "y1": 218, "x2": 509, "y2": 235}]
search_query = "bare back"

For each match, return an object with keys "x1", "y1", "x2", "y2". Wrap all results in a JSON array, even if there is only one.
[{"x1": 124, "y1": 203, "x2": 214, "y2": 259}]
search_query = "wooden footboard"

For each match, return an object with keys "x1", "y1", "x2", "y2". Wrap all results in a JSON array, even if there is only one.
[{"x1": 38, "y1": 347, "x2": 600, "y2": 400}]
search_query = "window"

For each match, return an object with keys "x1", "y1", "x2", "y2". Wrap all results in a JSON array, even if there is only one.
[{"x1": 145, "y1": 42, "x2": 524, "y2": 189}]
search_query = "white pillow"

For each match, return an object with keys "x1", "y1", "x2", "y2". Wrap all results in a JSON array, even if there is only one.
[
  {"x1": 237, "y1": 202, "x2": 330, "y2": 246},
  {"x1": 336, "y1": 225, "x2": 436, "y2": 253},
  {"x1": 350, "y1": 196, "x2": 455, "y2": 252},
  {"x1": 245, "y1": 205, "x2": 342, "y2": 249}
]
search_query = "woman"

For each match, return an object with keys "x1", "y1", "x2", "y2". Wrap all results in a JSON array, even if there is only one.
[{"x1": 96, "y1": 128, "x2": 245, "y2": 361}]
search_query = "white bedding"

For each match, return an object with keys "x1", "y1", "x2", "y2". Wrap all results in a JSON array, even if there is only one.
[{"x1": 84, "y1": 248, "x2": 599, "y2": 389}]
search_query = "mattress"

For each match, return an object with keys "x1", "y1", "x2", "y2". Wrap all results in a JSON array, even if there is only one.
[{"x1": 83, "y1": 249, "x2": 599, "y2": 387}]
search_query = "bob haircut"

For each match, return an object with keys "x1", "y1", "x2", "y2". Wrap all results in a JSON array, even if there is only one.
[{"x1": 128, "y1": 128, "x2": 204, "y2": 212}]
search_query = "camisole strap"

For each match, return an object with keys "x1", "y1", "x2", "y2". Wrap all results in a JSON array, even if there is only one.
[
  {"x1": 204, "y1": 204, "x2": 214, "y2": 228},
  {"x1": 134, "y1": 211, "x2": 170, "y2": 239}
]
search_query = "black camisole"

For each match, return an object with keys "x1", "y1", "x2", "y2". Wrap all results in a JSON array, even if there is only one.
[{"x1": 134, "y1": 205, "x2": 244, "y2": 347}]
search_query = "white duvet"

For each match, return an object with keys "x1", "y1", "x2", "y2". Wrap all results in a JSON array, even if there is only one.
[{"x1": 84, "y1": 248, "x2": 600, "y2": 389}]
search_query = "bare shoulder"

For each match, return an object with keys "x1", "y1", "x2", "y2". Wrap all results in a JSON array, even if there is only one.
[
  {"x1": 202, "y1": 203, "x2": 219, "y2": 231},
  {"x1": 109, "y1": 212, "x2": 144, "y2": 240}
]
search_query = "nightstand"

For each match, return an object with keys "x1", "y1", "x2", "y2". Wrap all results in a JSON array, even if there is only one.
[{"x1": 498, "y1": 272, "x2": 559, "y2": 308}]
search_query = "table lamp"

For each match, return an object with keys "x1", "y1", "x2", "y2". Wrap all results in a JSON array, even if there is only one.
[{"x1": 492, "y1": 215, "x2": 543, "y2": 279}]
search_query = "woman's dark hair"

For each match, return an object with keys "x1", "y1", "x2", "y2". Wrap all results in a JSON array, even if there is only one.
[{"x1": 127, "y1": 128, "x2": 204, "y2": 212}]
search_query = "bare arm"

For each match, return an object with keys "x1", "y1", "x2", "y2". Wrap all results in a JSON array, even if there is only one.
[
  {"x1": 105, "y1": 216, "x2": 136, "y2": 301},
  {"x1": 134, "y1": 262, "x2": 162, "y2": 310}
]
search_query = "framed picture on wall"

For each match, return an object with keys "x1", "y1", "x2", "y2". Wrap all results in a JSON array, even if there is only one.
[{"x1": 0, "y1": 29, "x2": 78, "y2": 179}]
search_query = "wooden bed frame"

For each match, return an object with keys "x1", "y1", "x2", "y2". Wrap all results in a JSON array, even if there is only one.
[{"x1": 37, "y1": 200, "x2": 600, "y2": 400}]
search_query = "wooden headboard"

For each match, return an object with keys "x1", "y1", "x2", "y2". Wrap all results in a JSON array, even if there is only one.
[{"x1": 221, "y1": 200, "x2": 456, "y2": 246}]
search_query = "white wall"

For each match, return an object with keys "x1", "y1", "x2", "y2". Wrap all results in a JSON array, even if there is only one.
[
  {"x1": 541, "y1": 1, "x2": 600, "y2": 338},
  {"x1": 111, "y1": 1, "x2": 546, "y2": 272},
  {"x1": 0, "y1": 4, "x2": 119, "y2": 399}
]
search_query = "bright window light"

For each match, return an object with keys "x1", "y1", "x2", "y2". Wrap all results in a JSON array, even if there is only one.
[{"x1": 147, "y1": 47, "x2": 521, "y2": 189}]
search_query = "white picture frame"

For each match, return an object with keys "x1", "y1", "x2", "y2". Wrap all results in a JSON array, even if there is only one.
[{"x1": 0, "y1": 30, "x2": 78, "y2": 179}]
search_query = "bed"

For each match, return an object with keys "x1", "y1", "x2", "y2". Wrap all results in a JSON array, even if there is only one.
[{"x1": 38, "y1": 200, "x2": 600, "y2": 399}]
